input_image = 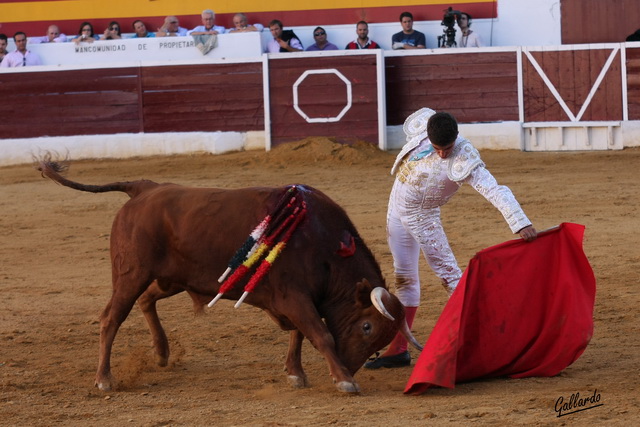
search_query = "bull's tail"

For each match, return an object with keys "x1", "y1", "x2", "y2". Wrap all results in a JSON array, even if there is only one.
[{"x1": 35, "y1": 153, "x2": 159, "y2": 198}]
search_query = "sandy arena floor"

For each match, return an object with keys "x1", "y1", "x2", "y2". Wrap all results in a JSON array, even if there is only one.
[{"x1": 1, "y1": 139, "x2": 638, "y2": 426}]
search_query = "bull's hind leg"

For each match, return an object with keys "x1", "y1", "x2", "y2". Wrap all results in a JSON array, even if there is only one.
[
  {"x1": 285, "y1": 330, "x2": 309, "y2": 388},
  {"x1": 95, "y1": 275, "x2": 153, "y2": 392},
  {"x1": 137, "y1": 281, "x2": 185, "y2": 367}
]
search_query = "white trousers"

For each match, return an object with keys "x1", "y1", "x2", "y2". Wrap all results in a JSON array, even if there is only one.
[{"x1": 387, "y1": 185, "x2": 462, "y2": 307}]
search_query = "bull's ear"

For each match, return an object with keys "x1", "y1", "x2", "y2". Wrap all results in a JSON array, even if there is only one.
[{"x1": 355, "y1": 278, "x2": 374, "y2": 307}]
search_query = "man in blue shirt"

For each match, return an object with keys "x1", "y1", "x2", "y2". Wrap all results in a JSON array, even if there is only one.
[
  {"x1": 392, "y1": 12, "x2": 426, "y2": 50},
  {"x1": 132, "y1": 20, "x2": 156, "y2": 38}
]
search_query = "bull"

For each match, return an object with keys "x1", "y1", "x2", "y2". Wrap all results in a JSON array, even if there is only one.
[{"x1": 37, "y1": 158, "x2": 421, "y2": 393}]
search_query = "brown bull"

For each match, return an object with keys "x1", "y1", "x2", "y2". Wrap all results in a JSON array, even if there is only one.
[{"x1": 37, "y1": 158, "x2": 421, "y2": 393}]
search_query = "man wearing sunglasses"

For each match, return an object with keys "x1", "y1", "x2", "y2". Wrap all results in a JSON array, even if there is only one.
[
  {"x1": 305, "y1": 27, "x2": 338, "y2": 51},
  {"x1": 157, "y1": 16, "x2": 188, "y2": 37},
  {"x1": 0, "y1": 32, "x2": 42, "y2": 68}
]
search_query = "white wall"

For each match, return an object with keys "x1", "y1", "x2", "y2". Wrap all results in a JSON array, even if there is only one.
[
  {"x1": 0, "y1": 131, "x2": 266, "y2": 167},
  {"x1": 13, "y1": 32, "x2": 263, "y2": 68},
  {"x1": 5, "y1": 116, "x2": 636, "y2": 167},
  {"x1": 0, "y1": 123, "x2": 526, "y2": 167},
  {"x1": 493, "y1": 0, "x2": 562, "y2": 47}
]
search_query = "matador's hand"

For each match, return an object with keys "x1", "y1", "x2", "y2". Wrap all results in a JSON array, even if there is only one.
[{"x1": 518, "y1": 225, "x2": 537, "y2": 242}]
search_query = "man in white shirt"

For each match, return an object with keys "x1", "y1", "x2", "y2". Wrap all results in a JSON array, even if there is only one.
[
  {"x1": 455, "y1": 13, "x2": 483, "y2": 48},
  {"x1": 28, "y1": 25, "x2": 67, "y2": 44},
  {"x1": 187, "y1": 9, "x2": 226, "y2": 35},
  {"x1": 227, "y1": 13, "x2": 263, "y2": 33},
  {"x1": 266, "y1": 19, "x2": 302, "y2": 53}
]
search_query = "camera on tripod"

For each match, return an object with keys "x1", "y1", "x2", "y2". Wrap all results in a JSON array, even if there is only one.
[{"x1": 437, "y1": 7, "x2": 462, "y2": 48}]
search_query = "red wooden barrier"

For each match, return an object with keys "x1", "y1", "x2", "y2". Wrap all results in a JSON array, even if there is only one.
[
  {"x1": 385, "y1": 51, "x2": 519, "y2": 125},
  {"x1": 0, "y1": 46, "x2": 636, "y2": 144},
  {"x1": 267, "y1": 53, "x2": 381, "y2": 148}
]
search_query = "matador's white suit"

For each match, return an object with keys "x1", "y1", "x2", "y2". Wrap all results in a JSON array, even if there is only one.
[{"x1": 388, "y1": 108, "x2": 532, "y2": 305}]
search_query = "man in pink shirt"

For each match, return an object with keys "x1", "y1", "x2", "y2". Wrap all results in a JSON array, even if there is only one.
[{"x1": 1, "y1": 32, "x2": 43, "y2": 68}]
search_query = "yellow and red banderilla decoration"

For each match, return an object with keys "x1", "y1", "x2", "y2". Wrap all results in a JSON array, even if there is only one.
[
  {"x1": 216, "y1": 185, "x2": 298, "y2": 284},
  {"x1": 208, "y1": 186, "x2": 307, "y2": 308}
]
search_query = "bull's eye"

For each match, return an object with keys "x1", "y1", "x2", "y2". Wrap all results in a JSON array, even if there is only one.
[{"x1": 362, "y1": 321, "x2": 372, "y2": 336}]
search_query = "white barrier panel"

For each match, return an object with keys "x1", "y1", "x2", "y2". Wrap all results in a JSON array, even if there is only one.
[{"x1": 23, "y1": 32, "x2": 263, "y2": 67}]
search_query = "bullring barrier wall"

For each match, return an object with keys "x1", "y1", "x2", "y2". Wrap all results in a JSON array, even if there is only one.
[{"x1": 1, "y1": 35, "x2": 640, "y2": 166}]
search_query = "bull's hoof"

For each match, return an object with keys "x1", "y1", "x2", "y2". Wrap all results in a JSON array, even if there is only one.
[
  {"x1": 154, "y1": 354, "x2": 169, "y2": 367},
  {"x1": 287, "y1": 375, "x2": 308, "y2": 388},
  {"x1": 94, "y1": 379, "x2": 112, "y2": 392},
  {"x1": 335, "y1": 381, "x2": 361, "y2": 393}
]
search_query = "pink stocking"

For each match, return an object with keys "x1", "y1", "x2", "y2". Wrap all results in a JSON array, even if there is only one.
[{"x1": 380, "y1": 306, "x2": 418, "y2": 356}]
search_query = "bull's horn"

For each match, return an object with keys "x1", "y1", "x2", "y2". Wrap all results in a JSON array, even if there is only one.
[
  {"x1": 400, "y1": 320, "x2": 423, "y2": 352},
  {"x1": 370, "y1": 287, "x2": 395, "y2": 321}
]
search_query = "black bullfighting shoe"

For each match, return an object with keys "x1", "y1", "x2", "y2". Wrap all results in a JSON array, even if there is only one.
[{"x1": 363, "y1": 350, "x2": 411, "y2": 369}]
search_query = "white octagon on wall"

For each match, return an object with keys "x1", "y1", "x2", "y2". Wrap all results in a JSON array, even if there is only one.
[{"x1": 292, "y1": 69, "x2": 352, "y2": 123}]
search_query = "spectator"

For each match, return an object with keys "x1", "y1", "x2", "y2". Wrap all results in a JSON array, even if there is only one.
[
  {"x1": 227, "y1": 13, "x2": 263, "y2": 33},
  {"x1": 266, "y1": 19, "x2": 302, "y2": 53},
  {"x1": 29, "y1": 25, "x2": 67, "y2": 44},
  {"x1": 0, "y1": 32, "x2": 43, "y2": 68},
  {"x1": 626, "y1": 29, "x2": 640, "y2": 42},
  {"x1": 391, "y1": 12, "x2": 425, "y2": 50},
  {"x1": 100, "y1": 21, "x2": 122, "y2": 40},
  {"x1": 188, "y1": 9, "x2": 226, "y2": 35},
  {"x1": 0, "y1": 34, "x2": 8, "y2": 65},
  {"x1": 306, "y1": 27, "x2": 338, "y2": 51},
  {"x1": 345, "y1": 21, "x2": 381, "y2": 49},
  {"x1": 455, "y1": 12, "x2": 482, "y2": 47},
  {"x1": 73, "y1": 22, "x2": 99, "y2": 44},
  {"x1": 132, "y1": 20, "x2": 156, "y2": 38},
  {"x1": 157, "y1": 16, "x2": 188, "y2": 37}
]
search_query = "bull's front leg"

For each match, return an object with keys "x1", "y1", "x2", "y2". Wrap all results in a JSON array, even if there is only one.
[
  {"x1": 310, "y1": 330, "x2": 361, "y2": 393},
  {"x1": 285, "y1": 330, "x2": 308, "y2": 388},
  {"x1": 279, "y1": 300, "x2": 360, "y2": 393}
]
